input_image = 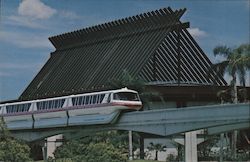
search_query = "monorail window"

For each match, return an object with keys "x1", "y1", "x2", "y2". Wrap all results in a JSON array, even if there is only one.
[
  {"x1": 107, "y1": 93, "x2": 111, "y2": 103},
  {"x1": 92, "y1": 95, "x2": 97, "y2": 104},
  {"x1": 98, "y1": 94, "x2": 105, "y2": 103},
  {"x1": 92, "y1": 94, "x2": 105, "y2": 104},
  {"x1": 72, "y1": 96, "x2": 84, "y2": 106},
  {"x1": 72, "y1": 94, "x2": 105, "y2": 106},
  {"x1": 6, "y1": 103, "x2": 31, "y2": 113},
  {"x1": 113, "y1": 92, "x2": 139, "y2": 101},
  {"x1": 37, "y1": 99, "x2": 65, "y2": 110},
  {"x1": 72, "y1": 97, "x2": 78, "y2": 106},
  {"x1": 89, "y1": 96, "x2": 93, "y2": 104},
  {"x1": 85, "y1": 96, "x2": 90, "y2": 105}
]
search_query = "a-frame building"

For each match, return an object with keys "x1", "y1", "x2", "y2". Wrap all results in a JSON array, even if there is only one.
[{"x1": 20, "y1": 7, "x2": 226, "y2": 103}]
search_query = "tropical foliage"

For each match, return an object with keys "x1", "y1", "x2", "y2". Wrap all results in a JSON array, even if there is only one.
[
  {"x1": 77, "y1": 142, "x2": 127, "y2": 162},
  {"x1": 59, "y1": 142, "x2": 127, "y2": 162},
  {"x1": 0, "y1": 118, "x2": 32, "y2": 162},
  {"x1": 147, "y1": 142, "x2": 166, "y2": 161},
  {"x1": 213, "y1": 43, "x2": 250, "y2": 103},
  {"x1": 54, "y1": 131, "x2": 132, "y2": 161},
  {"x1": 198, "y1": 135, "x2": 220, "y2": 161},
  {"x1": 109, "y1": 70, "x2": 145, "y2": 93}
]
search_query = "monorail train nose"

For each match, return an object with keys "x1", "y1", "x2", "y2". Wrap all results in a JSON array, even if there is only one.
[
  {"x1": 111, "y1": 101, "x2": 142, "y2": 110},
  {"x1": 111, "y1": 89, "x2": 142, "y2": 110}
]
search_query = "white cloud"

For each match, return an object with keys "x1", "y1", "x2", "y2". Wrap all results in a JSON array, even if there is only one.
[
  {"x1": 188, "y1": 28, "x2": 208, "y2": 38},
  {"x1": 18, "y1": 0, "x2": 57, "y2": 19},
  {"x1": 4, "y1": 1, "x2": 81, "y2": 29},
  {"x1": 0, "y1": 31, "x2": 54, "y2": 49}
]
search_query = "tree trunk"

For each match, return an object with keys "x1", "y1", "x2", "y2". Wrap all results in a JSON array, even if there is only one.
[
  {"x1": 155, "y1": 150, "x2": 158, "y2": 161},
  {"x1": 232, "y1": 74, "x2": 238, "y2": 103},
  {"x1": 231, "y1": 74, "x2": 237, "y2": 158},
  {"x1": 139, "y1": 133, "x2": 144, "y2": 159}
]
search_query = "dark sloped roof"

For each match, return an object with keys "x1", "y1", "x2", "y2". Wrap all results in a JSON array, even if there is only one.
[
  {"x1": 20, "y1": 7, "x2": 226, "y2": 100},
  {"x1": 139, "y1": 29, "x2": 225, "y2": 85}
]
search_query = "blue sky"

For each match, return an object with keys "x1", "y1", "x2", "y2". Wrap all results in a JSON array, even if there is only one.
[{"x1": 0, "y1": 0, "x2": 249, "y2": 101}]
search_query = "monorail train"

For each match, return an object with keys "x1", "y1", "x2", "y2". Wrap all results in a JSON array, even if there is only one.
[{"x1": 0, "y1": 88, "x2": 142, "y2": 129}]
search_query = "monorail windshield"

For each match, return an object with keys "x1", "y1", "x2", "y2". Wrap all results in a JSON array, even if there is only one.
[{"x1": 113, "y1": 92, "x2": 140, "y2": 101}]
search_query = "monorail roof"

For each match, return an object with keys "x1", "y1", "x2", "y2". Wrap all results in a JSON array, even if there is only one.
[{"x1": 20, "y1": 7, "x2": 227, "y2": 101}]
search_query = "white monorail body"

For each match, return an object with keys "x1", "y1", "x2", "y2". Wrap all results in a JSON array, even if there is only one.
[{"x1": 0, "y1": 88, "x2": 142, "y2": 129}]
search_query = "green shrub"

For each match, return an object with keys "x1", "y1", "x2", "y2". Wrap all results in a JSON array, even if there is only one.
[
  {"x1": 0, "y1": 118, "x2": 32, "y2": 162},
  {"x1": 71, "y1": 143, "x2": 127, "y2": 162},
  {"x1": 87, "y1": 143, "x2": 127, "y2": 162},
  {"x1": 0, "y1": 138, "x2": 32, "y2": 162},
  {"x1": 54, "y1": 138, "x2": 127, "y2": 162}
]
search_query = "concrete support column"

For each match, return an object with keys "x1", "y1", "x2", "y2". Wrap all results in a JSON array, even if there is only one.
[
  {"x1": 185, "y1": 131, "x2": 198, "y2": 162},
  {"x1": 219, "y1": 133, "x2": 224, "y2": 162},
  {"x1": 42, "y1": 138, "x2": 47, "y2": 162},
  {"x1": 46, "y1": 135, "x2": 63, "y2": 158},
  {"x1": 232, "y1": 130, "x2": 238, "y2": 158},
  {"x1": 129, "y1": 130, "x2": 133, "y2": 160},
  {"x1": 42, "y1": 135, "x2": 63, "y2": 161}
]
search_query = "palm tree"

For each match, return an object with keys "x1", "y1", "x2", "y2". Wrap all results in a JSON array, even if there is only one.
[
  {"x1": 147, "y1": 142, "x2": 166, "y2": 161},
  {"x1": 235, "y1": 44, "x2": 250, "y2": 86},
  {"x1": 213, "y1": 44, "x2": 250, "y2": 103},
  {"x1": 213, "y1": 44, "x2": 250, "y2": 159}
]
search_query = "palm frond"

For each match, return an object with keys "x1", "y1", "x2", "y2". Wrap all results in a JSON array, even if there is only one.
[
  {"x1": 213, "y1": 45, "x2": 231, "y2": 57},
  {"x1": 212, "y1": 61, "x2": 229, "y2": 76},
  {"x1": 235, "y1": 44, "x2": 250, "y2": 69},
  {"x1": 108, "y1": 70, "x2": 145, "y2": 93},
  {"x1": 237, "y1": 44, "x2": 250, "y2": 54},
  {"x1": 238, "y1": 67, "x2": 246, "y2": 87}
]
